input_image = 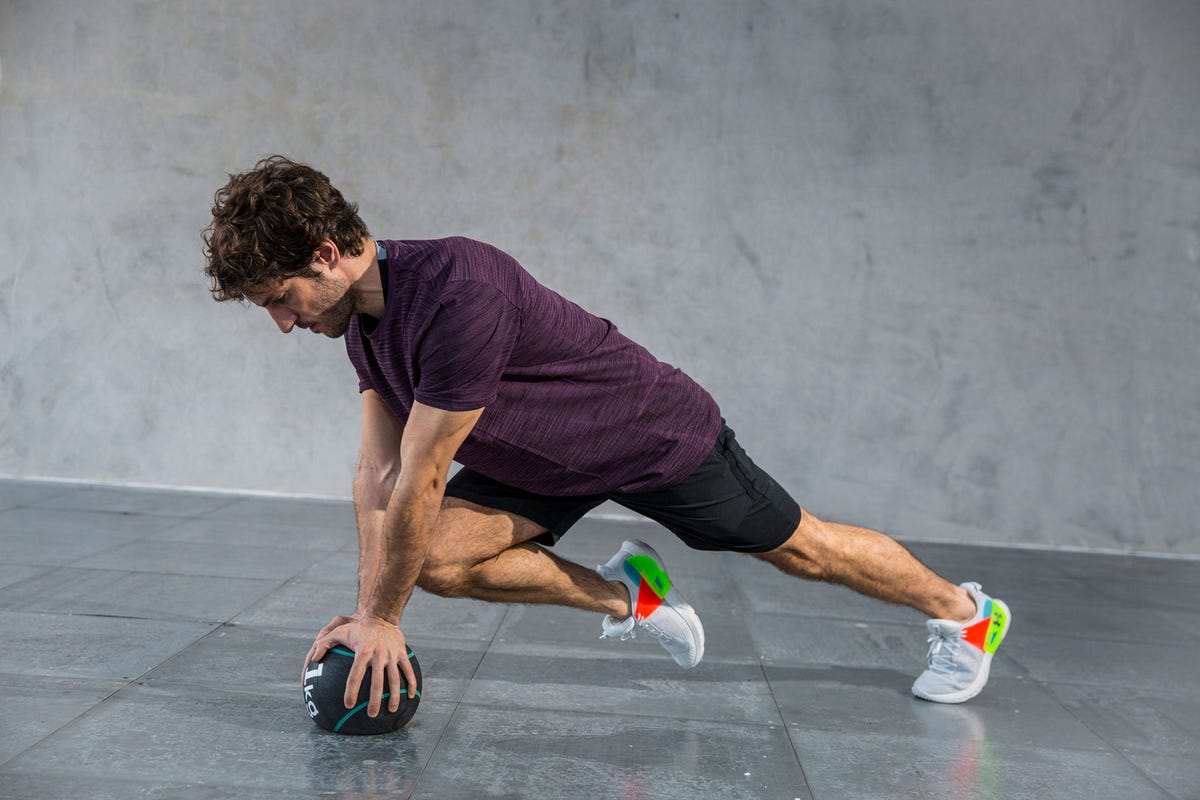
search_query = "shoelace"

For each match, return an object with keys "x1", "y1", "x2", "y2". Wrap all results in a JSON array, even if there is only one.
[
  {"x1": 634, "y1": 619, "x2": 675, "y2": 645},
  {"x1": 599, "y1": 618, "x2": 675, "y2": 645},
  {"x1": 925, "y1": 628, "x2": 963, "y2": 672}
]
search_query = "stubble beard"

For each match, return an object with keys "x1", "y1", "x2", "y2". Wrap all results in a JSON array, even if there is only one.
[{"x1": 312, "y1": 276, "x2": 357, "y2": 338}]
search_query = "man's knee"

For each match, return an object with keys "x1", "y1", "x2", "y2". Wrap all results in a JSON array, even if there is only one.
[
  {"x1": 416, "y1": 540, "x2": 470, "y2": 597},
  {"x1": 752, "y1": 510, "x2": 832, "y2": 580}
]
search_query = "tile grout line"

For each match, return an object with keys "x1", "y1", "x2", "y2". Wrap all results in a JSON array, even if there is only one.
[
  {"x1": 0, "y1": 680, "x2": 129, "y2": 774},
  {"x1": 728, "y1": 569, "x2": 818, "y2": 799},
  {"x1": 1033, "y1": 675, "x2": 1183, "y2": 800},
  {"x1": 403, "y1": 602, "x2": 516, "y2": 798},
  {"x1": 0, "y1": 546, "x2": 311, "y2": 776},
  {"x1": 0, "y1": 622, "x2": 224, "y2": 775}
]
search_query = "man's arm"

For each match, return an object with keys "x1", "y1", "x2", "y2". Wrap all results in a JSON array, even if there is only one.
[
  {"x1": 361, "y1": 397, "x2": 483, "y2": 622},
  {"x1": 305, "y1": 394, "x2": 482, "y2": 717},
  {"x1": 353, "y1": 389, "x2": 407, "y2": 617},
  {"x1": 304, "y1": 389, "x2": 406, "y2": 662}
]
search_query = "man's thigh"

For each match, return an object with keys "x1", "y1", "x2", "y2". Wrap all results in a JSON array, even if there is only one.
[
  {"x1": 442, "y1": 468, "x2": 605, "y2": 552},
  {"x1": 612, "y1": 423, "x2": 801, "y2": 553}
]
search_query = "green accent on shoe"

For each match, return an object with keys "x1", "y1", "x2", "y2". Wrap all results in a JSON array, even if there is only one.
[
  {"x1": 984, "y1": 601, "x2": 1009, "y2": 654},
  {"x1": 625, "y1": 554, "x2": 672, "y2": 597}
]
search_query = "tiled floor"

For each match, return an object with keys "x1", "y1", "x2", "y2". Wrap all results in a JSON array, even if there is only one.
[{"x1": 1, "y1": 478, "x2": 1197, "y2": 799}]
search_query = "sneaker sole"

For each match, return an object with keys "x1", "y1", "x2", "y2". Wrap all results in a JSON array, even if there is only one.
[{"x1": 913, "y1": 599, "x2": 1012, "y2": 704}]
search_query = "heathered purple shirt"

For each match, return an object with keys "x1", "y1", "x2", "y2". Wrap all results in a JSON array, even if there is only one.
[{"x1": 344, "y1": 237, "x2": 722, "y2": 496}]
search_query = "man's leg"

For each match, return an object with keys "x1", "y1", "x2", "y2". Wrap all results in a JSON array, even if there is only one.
[
  {"x1": 751, "y1": 508, "x2": 1012, "y2": 703},
  {"x1": 416, "y1": 497, "x2": 631, "y2": 618},
  {"x1": 752, "y1": 509, "x2": 977, "y2": 622},
  {"x1": 417, "y1": 496, "x2": 705, "y2": 667}
]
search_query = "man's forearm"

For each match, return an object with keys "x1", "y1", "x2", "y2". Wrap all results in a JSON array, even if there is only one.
[
  {"x1": 353, "y1": 465, "x2": 443, "y2": 623},
  {"x1": 353, "y1": 460, "x2": 391, "y2": 616}
]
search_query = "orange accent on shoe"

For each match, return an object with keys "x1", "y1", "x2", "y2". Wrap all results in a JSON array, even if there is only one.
[
  {"x1": 634, "y1": 577, "x2": 665, "y2": 620},
  {"x1": 961, "y1": 616, "x2": 991, "y2": 651}
]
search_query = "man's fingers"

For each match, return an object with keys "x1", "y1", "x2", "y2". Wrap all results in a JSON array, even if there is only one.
[
  {"x1": 400, "y1": 650, "x2": 418, "y2": 699},
  {"x1": 301, "y1": 641, "x2": 324, "y2": 682},
  {"x1": 386, "y1": 660, "x2": 402, "y2": 713},
  {"x1": 344, "y1": 652, "x2": 368, "y2": 710},
  {"x1": 367, "y1": 654, "x2": 387, "y2": 717}
]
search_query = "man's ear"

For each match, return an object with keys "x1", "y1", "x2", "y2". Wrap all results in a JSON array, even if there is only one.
[{"x1": 312, "y1": 240, "x2": 339, "y2": 273}]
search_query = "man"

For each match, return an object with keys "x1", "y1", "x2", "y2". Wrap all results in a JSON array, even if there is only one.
[{"x1": 203, "y1": 156, "x2": 1011, "y2": 720}]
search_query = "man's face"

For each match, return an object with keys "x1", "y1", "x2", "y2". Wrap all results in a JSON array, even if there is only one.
[{"x1": 248, "y1": 271, "x2": 356, "y2": 338}]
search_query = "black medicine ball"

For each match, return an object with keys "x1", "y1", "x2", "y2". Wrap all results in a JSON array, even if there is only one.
[{"x1": 303, "y1": 644, "x2": 422, "y2": 734}]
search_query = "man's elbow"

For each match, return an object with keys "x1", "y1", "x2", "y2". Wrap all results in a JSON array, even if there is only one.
[
  {"x1": 354, "y1": 460, "x2": 400, "y2": 511},
  {"x1": 398, "y1": 470, "x2": 447, "y2": 506}
]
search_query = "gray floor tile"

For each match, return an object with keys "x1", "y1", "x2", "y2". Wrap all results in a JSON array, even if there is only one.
[
  {"x1": 400, "y1": 636, "x2": 491, "y2": 703},
  {"x1": 1006, "y1": 634, "x2": 1200, "y2": 695},
  {"x1": 463, "y1": 641, "x2": 780, "y2": 724},
  {"x1": 767, "y1": 668, "x2": 1108, "y2": 751},
  {"x1": 202, "y1": 497, "x2": 355, "y2": 531},
  {"x1": 787, "y1": 729, "x2": 1174, "y2": 800},
  {"x1": 0, "y1": 564, "x2": 49, "y2": 591},
  {"x1": 0, "y1": 674, "x2": 124, "y2": 766},
  {"x1": 1043, "y1": 683, "x2": 1200, "y2": 757},
  {"x1": 1158, "y1": 608, "x2": 1200, "y2": 644},
  {"x1": 142, "y1": 625, "x2": 488, "y2": 705},
  {"x1": 1003, "y1": 579, "x2": 1186, "y2": 644},
  {"x1": 0, "y1": 611, "x2": 214, "y2": 681},
  {"x1": 0, "y1": 508, "x2": 179, "y2": 566},
  {"x1": 904, "y1": 540, "x2": 1075, "y2": 581},
  {"x1": 492, "y1": 601, "x2": 678, "y2": 660},
  {"x1": 3, "y1": 684, "x2": 454, "y2": 796},
  {"x1": 82, "y1": 539, "x2": 329, "y2": 580},
  {"x1": 230, "y1": 579, "x2": 358, "y2": 631},
  {"x1": 293, "y1": 548, "x2": 358, "y2": 583},
  {"x1": 750, "y1": 613, "x2": 937, "y2": 670},
  {"x1": 1116, "y1": 752, "x2": 1200, "y2": 800},
  {"x1": 0, "y1": 772, "x2": 335, "y2": 800},
  {"x1": 0, "y1": 567, "x2": 280, "y2": 622},
  {"x1": 411, "y1": 704, "x2": 813, "y2": 800},
  {"x1": 728, "y1": 555, "x2": 922, "y2": 623},
  {"x1": 0, "y1": 480, "x2": 74, "y2": 511},
  {"x1": 1052, "y1": 552, "x2": 1200, "y2": 585},
  {"x1": 32, "y1": 486, "x2": 236, "y2": 517},
  {"x1": 141, "y1": 625, "x2": 314, "y2": 699},
  {"x1": 494, "y1": 579, "x2": 761, "y2": 664},
  {"x1": 231, "y1": 580, "x2": 509, "y2": 644},
  {"x1": 148, "y1": 517, "x2": 350, "y2": 550},
  {"x1": 394, "y1": 590, "x2": 512, "y2": 644},
  {"x1": 1083, "y1": 575, "x2": 1200, "y2": 613}
]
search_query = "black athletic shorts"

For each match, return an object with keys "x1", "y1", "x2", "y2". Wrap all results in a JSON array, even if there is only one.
[{"x1": 444, "y1": 422, "x2": 801, "y2": 553}]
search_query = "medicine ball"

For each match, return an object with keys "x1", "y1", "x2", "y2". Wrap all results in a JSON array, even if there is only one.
[{"x1": 303, "y1": 644, "x2": 422, "y2": 734}]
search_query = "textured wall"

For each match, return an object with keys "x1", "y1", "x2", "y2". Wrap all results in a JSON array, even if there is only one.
[{"x1": 1, "y1": 1, "x2": 1197, "y2": 552}]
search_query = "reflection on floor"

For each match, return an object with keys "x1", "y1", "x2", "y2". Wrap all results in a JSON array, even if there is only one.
[{"x1": 1, "y1": 479, "x2": 1197, "y2": 799}]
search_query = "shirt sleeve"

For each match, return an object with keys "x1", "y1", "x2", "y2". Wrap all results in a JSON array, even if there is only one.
[{"x1": 413, "y1": 280, "x2": 520, "y2": 411}]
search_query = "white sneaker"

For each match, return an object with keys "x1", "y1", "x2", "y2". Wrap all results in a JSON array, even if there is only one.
[
  {"x1": 596, "y1": 539, "x2": 705, "y2": 668},
  {"x1": 912, "y1": 582, "x2": 1012, "y2": 704}
]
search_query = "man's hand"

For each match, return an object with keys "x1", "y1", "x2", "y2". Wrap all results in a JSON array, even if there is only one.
[{"x1": 303, "y1": 614, "x2": 418, "y2": 717}]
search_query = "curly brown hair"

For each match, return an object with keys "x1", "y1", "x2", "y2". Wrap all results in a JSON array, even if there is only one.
[{"x1": 202, "y1": 156, "x2": 370, "y2": 302}]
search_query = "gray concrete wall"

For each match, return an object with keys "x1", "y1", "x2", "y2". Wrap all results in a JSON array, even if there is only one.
[{"x1": 1, "y1": 1, "x2": 1197, "y2": 553}]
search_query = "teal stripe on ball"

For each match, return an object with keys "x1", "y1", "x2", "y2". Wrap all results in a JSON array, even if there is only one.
[{"x1": 333, "y1": 692, "x2": 391, "y2": 733}]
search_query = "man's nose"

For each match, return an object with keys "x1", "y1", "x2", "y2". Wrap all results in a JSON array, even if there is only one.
[{"x1": 268, "y1": 306, "x2": 297, "y2": 333}]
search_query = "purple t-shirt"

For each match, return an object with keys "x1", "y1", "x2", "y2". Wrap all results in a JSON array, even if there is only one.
[{"x1": 344, "y1": 237, "x2": 722, "y2": 496}]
